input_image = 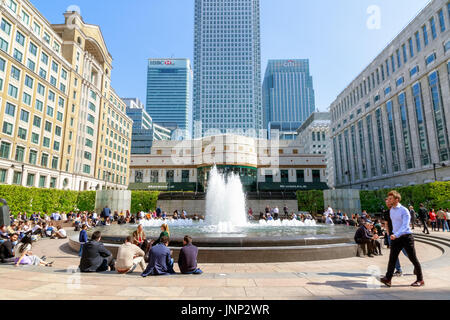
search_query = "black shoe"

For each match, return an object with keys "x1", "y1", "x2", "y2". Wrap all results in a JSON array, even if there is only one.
[
  {"x1": 411, "y1": 280, "x2": 425, "y2": 287},
  {"x1": 394, "y1": 271, "x2": 402, "y2": 277},
  {"x1": 367, "y1": 254, "x2": 374, "y2": 258},
  {"x1": 379, "y1": 277, "x2": 392, "y2": 287},
  {"x1": 41, "y1": 256, "x2": 47, "y2": 261}
]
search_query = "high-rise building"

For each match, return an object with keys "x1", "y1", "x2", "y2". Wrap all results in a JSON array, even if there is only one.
[
  {"x1": 263, "y1": 59, "x2": 316, "y2": 140},
  {"x1": 330, "y1": 0, "x2": 450, "y2": 190},
  {"x1": 124, "y1": 98, "x2": 171, "y2": 154},
  {"x1": 146, "y1": 58, "x2": 192, "y2": 139},
  {"x1": 0, "y1": 0, "x2": 132, "y2": 191},
  {"x1": 193, "y1": 0, "x2": 262, "y2": 138}
]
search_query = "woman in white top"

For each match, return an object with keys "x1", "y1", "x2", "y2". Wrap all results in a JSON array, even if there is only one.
[{"x1": 14, "y1": 235, "x2": 53, "y2": 267}]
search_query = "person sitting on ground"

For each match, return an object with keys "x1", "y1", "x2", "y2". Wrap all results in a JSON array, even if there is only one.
[
  {"x1": 116, "y1": 236, "x2": 146, "y2": 274},
  {"x1": 51, "y1": 226, "x2": 67, "y2": 239},
  {"x1": 173, "y1": 211, "x2": 179, "y2": 220},
  {"x1": 178, "y1": 235, "x2": 203, "y2": 275},
  {"x1": 0, "y1": 233, "x2": 19, "y2": 263},
  {"x1": 354, "y1": 220, "x2": 377, "y2": 257},
  {"x1": 141, "y1": 236, "x2": 175, "y2": 277},
  {"x1": 14, "y1": 235, "x2": 53, "y2": 267},
  {"x1": 154, "y1": 224, "x2": 170, "y2": 245},
  {"x1": 193, "y1": 214, "x2": 199, "y2": 221},
  {"x1": 370, "y1": 223, "x2": 383, "y2": 256},
  {"x1": 79, "y1": 224, "x2": 88, "y2": 257},
  {"x1": 133, "y1": 224, "x2": 147, "y2": 250},
  {"x1": 0, "y1": 225, "x2": 9, "y2": 244},
  {"x1": 79, "y1": 231, "x2": 115, "y2": 273}
]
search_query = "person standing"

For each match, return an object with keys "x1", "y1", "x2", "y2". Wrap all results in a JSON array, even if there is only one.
[
  {"x1": 418, "y1": 204, "x2": 430, "y2": 235},
  {"x1": 380, "y1": 191, "x2": 424, "y2": 287},
  {"x1": 409, "y1": 206, "x2": 416, "y2": 230},
  {"x1": 101, "y1": 206, "x2": 111, "y2": 224},
  {"x1": 429, "y1": 209, "x2": 437, "y2": 231},
  {"x1": 446, "y1": 209, "x2": 450, "y2": 233},
  {"x1": 178, "y1": 235, "x2": 203, "y2": 275},
  {"x1": 437, "y1": 208, "x2": 449, "y2": 232}
]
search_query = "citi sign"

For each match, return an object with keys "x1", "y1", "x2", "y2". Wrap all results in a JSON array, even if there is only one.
[
  {"x1": 283, "y1": 60, "x2": 297, "y2": 67},
  {"x1": 149, "y1": 60, "x2": 175, "y2": 66}
]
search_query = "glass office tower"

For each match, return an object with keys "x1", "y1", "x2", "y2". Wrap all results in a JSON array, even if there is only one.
[
  {"x1": 263, "y1": 59, "x2": 316, "y2": 139},
  {"x1": 146, "y1": 59, "x2": 192, "y2": 139},
  {"x1": 193, "y1": 0, "x2": 263, "y2": 138}
]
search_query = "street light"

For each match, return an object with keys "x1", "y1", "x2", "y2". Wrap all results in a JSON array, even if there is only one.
[{"x1": 433, "y1": 163, "x2": 448, "y2": 181}]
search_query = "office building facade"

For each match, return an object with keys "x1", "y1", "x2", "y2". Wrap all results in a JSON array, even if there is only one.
[
  {"x1": 296, "y1": 112, "x2": 333, "y2": 188},
  {"x1": 193, "y1": 0, "x2": 263, "y2": 138},
  {"x1": 330, "y1": 0, "x2": 450, "y2": 190},
  {"x1": 263, "y1": 59, "x2": 316, "y2": 140},
  {"x1": 0, "y1": 0, "x2": 132, "y2": 191},
  {"x1": 124, "y1": 97, "x2": 171, "y2": 155},
  {"x1": 146, "y1": 58, "x2": 192, "y2": 139}
]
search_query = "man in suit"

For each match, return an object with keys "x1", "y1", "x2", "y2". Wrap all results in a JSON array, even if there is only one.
[
  {"x1": 354, "y1": 220, "x2": 377, "y2": 257},
  {"x1": 79, "y1": 231, "x2": 115, "y2": 272},
  {"x1": 418, "y1": 203, "x2": 430, "y2": 234},
  {"x1": 178, "y1": 235, "x2": 202, "y2": 275},
  {"x1": 0, "y1": 233, "x2": 18, "y2": 263},
  {"x1": 101, "y1": 206, "x2": 111, "y2": 224},
  {"x1": 141, "y1": 236, "x2": 175, "y2": 277}
]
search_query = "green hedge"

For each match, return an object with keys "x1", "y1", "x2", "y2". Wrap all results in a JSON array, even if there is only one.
[
  {"x1": 131, "y1": 191, "x2": 159, "y2": 213},
  {"x1": 297, "y1": 190, "x2": 324, "y2": 214},
  {"x1": 0, "y1": 185, "x2": 160, "y2": 216},
  {"x1": 361, "y1": 182, "x2": 450, "y2": 213}
]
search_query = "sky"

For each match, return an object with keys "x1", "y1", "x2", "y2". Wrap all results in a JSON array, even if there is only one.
[{"x1": 33, "y1": 0, "x2": 430, "y2": 111}]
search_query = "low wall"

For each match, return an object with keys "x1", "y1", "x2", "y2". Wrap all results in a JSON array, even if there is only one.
[
  {"x1": 156, "y1": 199, "x2": 298, "y2": 216},
  {"x1": 324, "y1": 189, "x2": 361, "y2": 214},
  {"x1": 95, "y1": 190, "x2": 131, "y2": 214}
]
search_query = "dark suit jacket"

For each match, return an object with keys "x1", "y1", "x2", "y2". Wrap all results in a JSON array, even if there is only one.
[
  {"x1": 79, "y1": 240, "x2": 112, "y2": 272},
  {"x1": 354, "y1": 225, "x2": 372, "y2": 244},
  {"x1": 141, "y1": 243, "x2": 174, "y2": 276},
  {"x1": 178, "y1": 244, "x2": 199, "y2": 274},
  {"x1": 0, "y1": 240, "x2": 14, "y2": 259}
]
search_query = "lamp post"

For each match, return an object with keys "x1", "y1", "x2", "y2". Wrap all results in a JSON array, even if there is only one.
[{"x1": 433, "y1": 163, "x2": 448, "y2": 182}]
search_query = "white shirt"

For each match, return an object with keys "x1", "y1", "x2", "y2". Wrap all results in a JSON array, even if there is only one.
[
  {"x1": 92, "y1": 213, "x2": 98, "y2": 219},
  {"x1": 390, "y1": 203, "x2": 412, "y2": 238},
  {"x1": 58, "y1": 229, "x2": 67, "y2": 237},
  {"x1": 325, "y1": 207, "x2": 333, "y2": 217}
]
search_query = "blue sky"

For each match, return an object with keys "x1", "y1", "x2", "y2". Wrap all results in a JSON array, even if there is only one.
[{"x1": 33, "y1": 0, "x2": 430, "y2": 111}]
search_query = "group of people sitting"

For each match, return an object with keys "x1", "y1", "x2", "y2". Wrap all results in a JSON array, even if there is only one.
[{"x1": 78, "y1": 223, "x2": 203, "y2": 276}]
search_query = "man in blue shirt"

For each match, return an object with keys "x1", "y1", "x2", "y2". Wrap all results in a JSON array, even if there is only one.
[{"x1": 380, "y1": 191, "x2": 424, "y2": 288}]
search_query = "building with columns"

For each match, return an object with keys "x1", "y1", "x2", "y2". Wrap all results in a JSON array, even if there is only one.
[
  {"x1": 129, "y1": 134, "x2": 328, "y2": 192},
  {"x1": 0, "y1": 0, "x2": 132, "y2": 191},
  {"x1": 330, "y1": 0, "x2": 450, "y2": 190}
]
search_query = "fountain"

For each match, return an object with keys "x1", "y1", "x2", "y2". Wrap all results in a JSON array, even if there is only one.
[{"x1": 69, "y1": 166, "x2": 357, "y2": 263}]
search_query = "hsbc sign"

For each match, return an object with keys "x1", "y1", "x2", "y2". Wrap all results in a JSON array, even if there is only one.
[{"x1": 149, "y1": 60, "x2": 175, "y2": 66}]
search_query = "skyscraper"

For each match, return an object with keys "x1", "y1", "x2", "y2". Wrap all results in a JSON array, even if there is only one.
[
  {"x1": 263, "y1": 59, "x2": 316, "y2": 140},
  {"x1": 146, "y1": 58, "x2": 192, "y2": 139},
  {"x1": 193, "y1": 0, "x2": 262, "y2": 138}
]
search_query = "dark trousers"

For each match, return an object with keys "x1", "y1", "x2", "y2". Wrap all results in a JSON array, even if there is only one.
[
  {"x1": 386, "y1": 234, "x2": 423, "y2": 281},
  {"x1": 96, "y1": 255, "x2": 115, "y2": 272},
  {"x1": 420, "y1": 218, "x2": 429, "y2": 234},
  {"x1": 356, "y1": 239, "x2": 374, "y2": 256}
]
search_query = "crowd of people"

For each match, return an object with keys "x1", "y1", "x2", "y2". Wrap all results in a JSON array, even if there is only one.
[{"x1": 248, "y1": 205, "x2": 314, "y2": 222}]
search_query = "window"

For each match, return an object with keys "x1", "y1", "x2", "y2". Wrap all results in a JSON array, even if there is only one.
[
  {"x1": 37, "y1": 83, "x2": 45, "y2": 96},
  {"x1": 55, "y1": 126, "x2": 61, "y2": 137},
  {"x1": 312, "y1": 170, "x2": 321, "y2": 183},
  {"x1": 408, "y1": 38, "x2": 414, "y2": 58},
  {"x1": 13, "y1": 49, "x2": 23, "y2": 62},
  {"x1": 0, "y1": 169, "x2": 6, "y2": 183},
  {"x1": 0, "y1": 57, "x2": 5, "y2": 71},
  {"x1": 45, "y1": 121, "x2": 52, "y2": 132},
  {"x1": 58, "y1": 97, "x2": 64, "y2": 108},
  {"x1": 87, "y1": 114, "x2": 95, "y2": 124},
  {"x1": 402, "y1": 44, "x2": 407, "y2": 63},
  {"x1": 33, "y1": 22, "x2": 41, "y2": 35},
  {"x1": 412, "y1": 84, "x2": 430, "y2": 164},
  {"x1": 281, "y1": 170, "x2": 289, "y2": 183},
  {"x1": 396, "y1": 49, "x2": 401, "y2": 68},
  {"x1": 384, "y1": 86, "x2": 391, "y2": 96},
  {"x1": 35, "y1": 100, "x2": 43, "y2": 112},
  {"x1": 48, "y1": 90, "x2": 55, "y2": 102},
  {"x1": 398, "y1": 93, "x2": 414, "y2": 169},
  {"x1": 33, "y1": 116, "x2": 41, "y2": 128},
  {"x1": 15, "y1": 146, "x2": 24, "y2": 162},
  {"x1": 11, "y1": 65, "x2": 20, "y2": 80},
  {"x1": 41, "y1": 153, "x2": 49, "y2": 167},
  {"x1": 12, "y1": 172, "x2": 22, "y2": 185},
  {"x1": 50, "y1": 177, "x2": 57, "y2": 189},
  {"x1": 39, "y1": 68, "x2": 47, "y2": 79},
  {"x1": 53, "y1": 141, "x2": 60, "y2": 151},
  {"x1": 445, "y1": 41, "x2": 450, "y2": 53},
  {"x1": 85, "y1": 139, "x2": 93, "y2": 148},
  {"x1": 17, "y1": 127, "x2": 27, "y2": 140},
  {"x1": 21, "y1": 10, "x2": 30, "y2": 25},
  {"x1": 31, "y1": 132, "x2": 40, "y2": 145},
  {"x1": 84, "y1": 151, "x2": 92, "y2": 161},
  {"x1": 20, "y1": 109, "x2": 29, "y2": 122},
  {"x1": 15, "y1": 31, "x2": 25, "y2": 46},
  {"x1": 57, "y1": 112, "x2": 63, "y2": 122},
  {"x1": 61, "y1": 69, "x2": 67, "y2": 80},
  {"x1": 0, "y1": 142, "x2": 11, "y2": 159},
  {"x1": 46, "y1": 106, "x2": 54, "y2": 117},
  {"x1": 423, "y1": 25, "x2": 429, "y2": 46},
  {"x1": 41, "y1": 52, "x2": 48, "y2": 65},
  {"x1": 166, "y1": 170, "x2": 174, "y2": 183},
  {"x1": 43, "y1": 137, "x2": 51, "y2": 148},
  {"x1": 29, "y1": 150, "x2": 37, "y2": 165},
  {"x1": 52, "y1": 62, "x2": 58, "y2": 73},
  {"x1": 438, "y1": 10, "x2": 446, "y2": 32},
  {"x1": 430, "y1": 17, "x2": 437, "y2": 39},
  {"x1": 415, "y1": 32, "x2": 421, "y2": 52},
  {"x1": 83, "y1": 165, "x2": 90, "y2": 174},
  {"x1": 5, "y1": 102, "x2": 15, "y2": 116},
  {"x1": 1, "y1": 19, "x2": 11, "y2": 35},
  {"x1": 51, "y1": 157, "x2": 58, "y2": 170},
  {"x1": 87, "y1": 127, "x2": 94, "y2": 136},
  {"x1": 410, "y1": 66, "x2": 419, "y2": 77},
  {"x1": 26, "y1": 174, "x2": 35, "y2": 187},
  {"x1": 23, "y1": 92, "x2": 31, "y2": 105},
  {"x1": 29, "y1": 42, "x2": 37, "y2": 56},
  {"x1": 2, "y1": 121, "x2": 13, "y2": 135},
  {"x1": 25, "y1": 75, "x2": 34, "y2": 88},
  {"x1": 426, "y1": 53, "x2": 436, "y2": 66},
  {"x1": 0, "y1": 37, "x2": 8, "y2": 52},
  {"x1": 396, "y1": 77, "x2": 404, "y2": 87}
]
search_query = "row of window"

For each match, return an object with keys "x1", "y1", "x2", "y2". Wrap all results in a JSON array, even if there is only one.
[
  {"x1": 334, "y1": 67, "x2": 449, "y2": 185},
  {"x1": 332, "y1": 2, "x2": 450, "y2": 122},
  {"x1": 0, "y1": 168, "x2": 58, "y2": 188},
  {"x1": 0, "y1": 141, "x2": 59, "y2": 169}
]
